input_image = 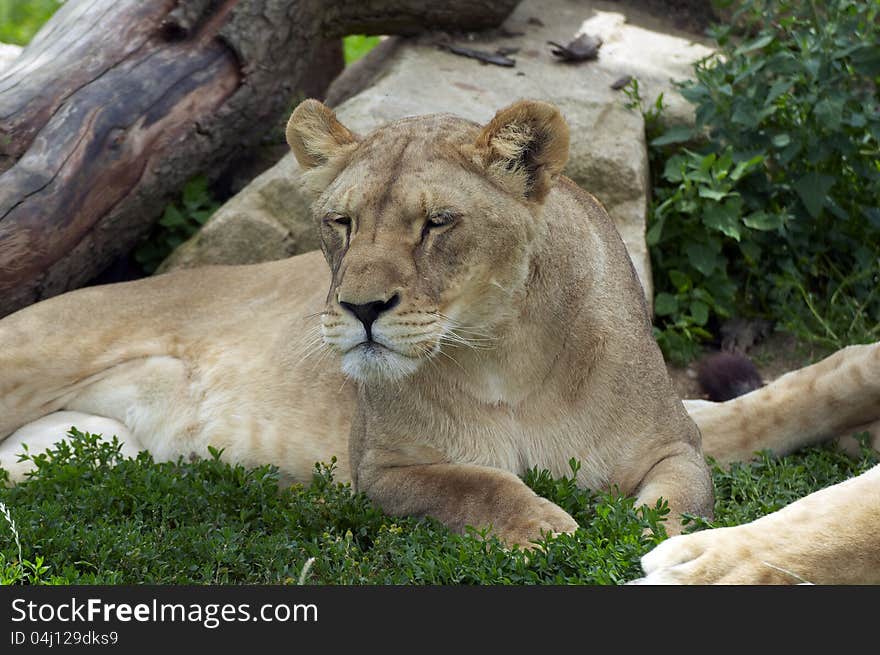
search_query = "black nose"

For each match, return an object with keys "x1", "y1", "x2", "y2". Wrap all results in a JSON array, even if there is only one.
[{"x1": 340, "y1": 293, "x2": 400, "y2": 340}]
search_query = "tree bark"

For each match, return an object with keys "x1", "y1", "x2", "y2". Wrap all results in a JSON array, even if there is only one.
[{"x1": 0, "y1": 0, "x2": 519, "y2": 318}]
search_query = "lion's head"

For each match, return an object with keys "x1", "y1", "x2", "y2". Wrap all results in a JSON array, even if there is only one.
[{"x1": 286, "y1": 99, "x2": 569, "y2": 382}]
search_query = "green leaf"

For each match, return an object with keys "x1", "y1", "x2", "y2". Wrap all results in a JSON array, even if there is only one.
[
  {"x1": 771, "y1": 133, "x2": 790, "y2": 148},
  {"x1": 650, "y1": 126, "x2": 695, "y2": 147},
  {"x1": 764, "y1": 51, "x2": 800, "y2": 75},
  {"x1": 182, "y1": 176, "x2": 210, "y2": 210},
  {"x1": 813, "y1": 98, "x2": 843, "y2": 132},
  {"x1": 645, "y1": 213, "x2": 667, "y2": 246},
  {"x1": 689, "y1": 300, "x2": 709, "y2": 326},
  {"x1": 851, "y1": 44, "x2": 880, "y2": 77},
  {"x1": 729, "y1": 154, "x2": 763, "y2": 181},
  {"x1": 743, "y1": 211, "x2": 784, "y2": 231},
  {"x1": 662, "y1": 155, "x2": 687, "y2": 182},
  {"x1": 792, "y1": 172, "x2": 835, "y2": 218},
  {"x1": 734, "y1": 33, "x2": 774, "y2": 55},
  {"x1": 715, "y1": 149, "x2": 734, "y2": 173},
  {"x1": 697, "y1": 152, "x2": 716, "y2": 173},
  {"x1": 766, "y1": 80, "x2": 790, "y2": 104},
  {"x1": 845, "y1": 112, "x2": 866, "y2": 128},
  {"x1": 703, "y1": 201, "x2": 742, "y2": 240},
  {"x1": 654, "y1": 293, "x2": 679, "y2": 317},
  {"x1": 731, "y1": 103, "x2": 758, "y2": 128},
  {"x1": 191, "y1": 210, "x2": 214, "y2": 225},
  {"x1": 692, "y1": 287, "x2": 714, "y2": 304},
  {"x1": 159, "y1": 205, "x2": 185, "y2": 228},
  {"x1": 668, "y1": 270, "x2": 691, "y2": 292},
  {"x1": 685, "y1": 242, "x2": 719, "y2": 276},
  {"x1": 698, "y1": 187, "x2": 728, "y2": 201},
  {"x1": 778, "y1": 140, "x2": 802, "y2": 165}
]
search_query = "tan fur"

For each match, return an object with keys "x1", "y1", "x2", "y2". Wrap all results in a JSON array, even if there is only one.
[
  {"x1": 0, "y1": 100, "x2": 713, "y2": 548},
  {"x1": 635, "y1": 342, "x2": 880, "y2": 584},
  {"x1": 690, "y1": 343, "x2": 880, "y2": 465}
]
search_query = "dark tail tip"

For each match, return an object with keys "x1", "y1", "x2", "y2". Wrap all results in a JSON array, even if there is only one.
[{"x1": 697, "y1": 351, "x2": 764, "y2": 402}]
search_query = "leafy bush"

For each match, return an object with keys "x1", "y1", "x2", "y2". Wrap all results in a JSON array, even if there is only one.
[
  {"x1": 134, "y1": 176, "x2": 219, "y2": 274},
  {"x1": 0, "y1": 428, "x2": 875, "y2": 585},
  {"x1": 647, "y1": 0, "x2": 880, "y2": 362}
]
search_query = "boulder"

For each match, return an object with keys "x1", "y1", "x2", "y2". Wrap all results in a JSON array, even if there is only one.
[
  {"x1": 161, "y1": 0, "x2": 713, "y2": 306},
  {"x1": 158, "y1": 154, "x2": 321, "y2": 268}
]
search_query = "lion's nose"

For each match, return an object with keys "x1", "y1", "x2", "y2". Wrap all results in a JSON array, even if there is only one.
[{"x1": 339, "y1": 293, "x2": 400, "y2": 340}]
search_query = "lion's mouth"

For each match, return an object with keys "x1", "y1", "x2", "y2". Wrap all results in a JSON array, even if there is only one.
[
  {"x1": 346, "y1": 339, "x2": 399, "y2": 356},
  {"x1": 340, "y1": 339, "x2": 422, "y2": 381}
]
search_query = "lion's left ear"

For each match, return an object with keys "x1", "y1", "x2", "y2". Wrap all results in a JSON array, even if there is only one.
[
  {"x1": 473, "y1": 100, "x2": 570, "y2": 202},
  {"x1": 286, "y1": 99, "x2": 358, "y2": 170},
  {"x1": 286, "y1": 99, "x2": 360, "y2": 195}
]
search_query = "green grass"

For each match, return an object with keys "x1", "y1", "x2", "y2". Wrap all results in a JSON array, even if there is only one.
[
  {"x1": 0, "y1": 0, "x2": 60, "y2": 45},
  {"x1": 1, "y1": 429, "x2": 876, "y2": 585}
]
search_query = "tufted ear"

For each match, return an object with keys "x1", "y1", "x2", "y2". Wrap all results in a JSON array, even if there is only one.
[
  {"x1": 286, "y1": 99, "x2": 358, "y2": 170},
  {"x1": 473, "y1": 100, "x2": 570, "y2": 202}
]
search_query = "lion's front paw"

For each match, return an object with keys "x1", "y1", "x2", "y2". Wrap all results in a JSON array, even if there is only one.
[
  {"x1": 630, "y1": 525, "x2": 807, "y2": 585},
  {"x1": 497, "y1": 497, "x2": 578, "y2": 550}
]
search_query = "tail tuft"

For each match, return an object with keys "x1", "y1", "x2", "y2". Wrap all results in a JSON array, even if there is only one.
[{"x1": 697, "y1": 351, "x2": 763, "y2": 402}]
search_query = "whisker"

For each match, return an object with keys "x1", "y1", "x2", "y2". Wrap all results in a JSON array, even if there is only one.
[
  {"x1": 444, "y1": 333, "x2": 496, "y2": 347},
  {"x1": 435, "y1": 347, "x2": 466, "y2": 372},
  {"x1": 297, "y1": 341, "x2": 328, "y2": 368},
  {"x1": 437, "y1": 332, "x2": 495, "y2": 352},
  {"x1": 432, "y1": 311, "x2": 496, "y2": 339}
]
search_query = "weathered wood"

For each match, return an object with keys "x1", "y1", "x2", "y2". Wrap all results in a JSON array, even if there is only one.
[{"x1": 0, "y1": 0, "x2": 519, "y2": 318}]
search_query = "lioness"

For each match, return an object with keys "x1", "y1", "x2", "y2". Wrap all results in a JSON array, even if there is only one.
[{"x1": 0, "y1": 99, "x2": 713, "y2": 547}]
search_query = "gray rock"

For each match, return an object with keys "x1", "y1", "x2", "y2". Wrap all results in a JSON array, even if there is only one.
[
  {"x1": 161, "y1": 0, "x2": 713, "y2": 308},
  {"x1": 158, "y1": 154, "x2": 320, "y2": 270}
]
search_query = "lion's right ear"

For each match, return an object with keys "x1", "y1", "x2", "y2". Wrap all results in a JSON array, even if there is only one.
[
  {"x1": 472, "y1": 100, "x2": 569, "y2": 202},
  {"x1": 286, "y1": 99, "x2": 358, "y2": 171}
]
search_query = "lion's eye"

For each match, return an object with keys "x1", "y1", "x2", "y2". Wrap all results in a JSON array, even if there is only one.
[
  {"x1": 426, "y1": 211, "x2": 457, "y2": 229},
  {"x1": 325, "y1": 213, "x2": 351, "y2": 227}
]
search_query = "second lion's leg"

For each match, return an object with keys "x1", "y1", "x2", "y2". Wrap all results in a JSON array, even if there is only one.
[
  {"x1": 635, "y1": 463, "x2": 880, "y2": 584},
  {"x1": 689, "y1": 342, "x2": 880, "y2": 465},
  {"x1": 633, "y1": 445, "x2": 715, "y2": 535}
]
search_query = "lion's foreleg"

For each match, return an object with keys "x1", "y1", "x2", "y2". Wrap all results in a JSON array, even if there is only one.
[{"x1": 356, "y1": 459, "x2": 578, "y2": 548}]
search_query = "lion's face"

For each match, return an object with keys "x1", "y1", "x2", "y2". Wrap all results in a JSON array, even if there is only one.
[{"x1": 286, "y1": 100, "x2": 569, "y2": 382}]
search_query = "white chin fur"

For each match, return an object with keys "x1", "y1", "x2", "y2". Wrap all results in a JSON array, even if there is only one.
[{"x1": 340, "y1": 344, "x2": 421, "y2": 382}]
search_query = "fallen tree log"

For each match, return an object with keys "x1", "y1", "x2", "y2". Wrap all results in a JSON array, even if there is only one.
[{"x1": 0, "y1": 0, "x2": 519, "y2": 318}]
